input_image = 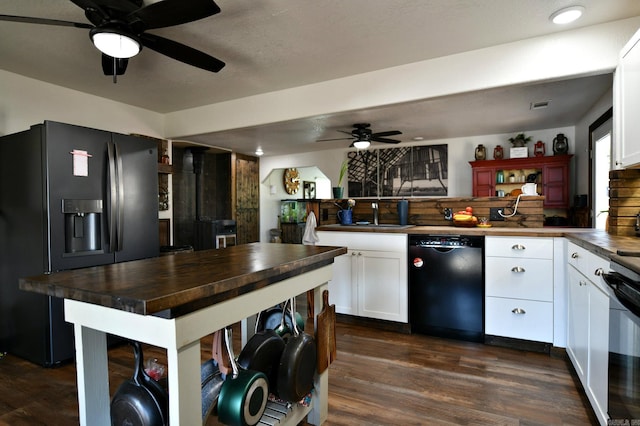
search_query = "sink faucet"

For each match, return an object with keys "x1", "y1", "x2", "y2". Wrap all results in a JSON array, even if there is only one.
[{"x1": 372, "y1": 202, "x2": 379, "y2": 225}]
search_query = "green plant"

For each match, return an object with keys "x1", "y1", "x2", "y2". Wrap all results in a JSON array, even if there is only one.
[
  {"x1": 508, "y1": 133, "x2": 532, "y2": 145},
  {"x1": 337, "y1": 159, "x2": 348, "y2": 187}
]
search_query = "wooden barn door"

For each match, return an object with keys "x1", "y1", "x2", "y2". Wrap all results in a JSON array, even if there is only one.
[{"x1": 232, "y1": 153, "x2": 260, "y2": 244}]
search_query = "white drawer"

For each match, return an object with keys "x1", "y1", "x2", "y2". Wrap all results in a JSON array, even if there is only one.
[
  {"x1": 485, "y1": 297, "x2": 553, "y2": 343},
  {"x1": 486, "y1": 236, "x2": 553, "y2": 259},
  {"x1": 567, "y1": 241, "x2": 590, "y2": 273},
  {"x1": 485, "y1": 257, "x2": 553, "y2": 302}
]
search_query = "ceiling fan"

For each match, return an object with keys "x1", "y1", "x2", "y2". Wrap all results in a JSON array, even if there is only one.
[
  {"x1": 317, "y1": 123, "x2": 402, "y2": 149},
  {"x1": 0, "y1": 0, "x2": 225, "y2": 82}
]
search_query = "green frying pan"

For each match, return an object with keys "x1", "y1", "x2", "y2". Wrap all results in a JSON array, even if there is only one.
[{"x1": 217, "y1": 327, "x2": 269, "y2": 426}]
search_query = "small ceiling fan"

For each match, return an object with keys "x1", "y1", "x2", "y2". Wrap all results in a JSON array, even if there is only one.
[
  {"x1": 0, "y1": 0, "x2": 225, "y2": 82},
  {"x1": 317, "y1": 123, "x2": 402, "y2": 149}
]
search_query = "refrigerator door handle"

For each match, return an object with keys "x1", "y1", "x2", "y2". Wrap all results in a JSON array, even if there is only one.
[
  {"x1": 114, "y1": 142, "x2": 125, "y2": 252},
  {"x1": 107, "y1": 141, "x2": 117, "y2": 252}
]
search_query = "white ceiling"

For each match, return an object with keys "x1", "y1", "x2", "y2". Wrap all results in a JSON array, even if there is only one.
[{"x1": 2, "y1": 1, "x2": 639, "y2": 155}]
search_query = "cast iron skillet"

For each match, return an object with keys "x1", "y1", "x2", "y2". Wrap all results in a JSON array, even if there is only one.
[
  {"x1": 276, "y1": 297, "x2": 317, "y2": 402},
  {"x1": 217, "y1": 327, "x2": 269, "y2": 426},
  {"x1": 237, "y1": 328, "x2": 285, "y2": 393},
  {"x1": 110, "y1": 341, "x2": 168, "y2": 426}
]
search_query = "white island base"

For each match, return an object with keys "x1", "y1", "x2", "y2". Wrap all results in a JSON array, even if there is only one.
[{"x1": 65, "y1": 266, "x2": 332, "y2": 425}]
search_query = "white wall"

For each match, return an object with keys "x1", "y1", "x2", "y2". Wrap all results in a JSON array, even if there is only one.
[
  {"x1": 0, "y1": 70, "x2": 164, "y2": 138},
  {"x1": 258, "y1": 126, "x2": 574, "y2": 241}
]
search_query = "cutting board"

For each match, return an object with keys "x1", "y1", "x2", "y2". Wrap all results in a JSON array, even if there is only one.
[{"x1": 316, "y1": 289, "x2": 337, "y2": 374}]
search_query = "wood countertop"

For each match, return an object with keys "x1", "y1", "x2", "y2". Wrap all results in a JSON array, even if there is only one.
[{"x1": 19, "y1": 243, "x2": 347, "y2": 317}]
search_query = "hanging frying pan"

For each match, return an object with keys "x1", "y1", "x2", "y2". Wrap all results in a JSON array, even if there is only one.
[
  {"x1": 276, "y1": 297, "x2": 317, "y2": 402},
  {"x1": 256, "y1": 303, "x2": 305, "y2": 335},
  {"x1": 110, "y1": 341, "x2": 168, "y2": 426},
  {"x1": 200, "y1": 359, "x2": 224, "y2": 422},
  {"x1": 217, "y1": 327, "x2": 269, "y2": 426},
  {"x1": 237, "y1": 328, "x2": 285, "y2": 394}
]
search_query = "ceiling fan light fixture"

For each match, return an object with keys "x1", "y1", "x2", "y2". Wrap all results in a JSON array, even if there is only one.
[
  {"x1": 549, "y1": 6, "x2": 585, "y2": 25},
  {"x1": 91, "y1": 28, "x2": 141, "y2": 59},
  {"x1": 353, "y1": 140, "x2": 370, "y2": 149}
]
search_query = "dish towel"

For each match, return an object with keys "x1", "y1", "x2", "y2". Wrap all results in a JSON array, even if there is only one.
[{"x1": 302, "y1": 211, "x2": 319, "y2": 245}]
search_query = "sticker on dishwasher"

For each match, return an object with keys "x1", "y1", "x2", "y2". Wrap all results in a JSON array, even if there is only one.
[{"x1": 412, "y1": 257, "x2": 423, "y2": 268}]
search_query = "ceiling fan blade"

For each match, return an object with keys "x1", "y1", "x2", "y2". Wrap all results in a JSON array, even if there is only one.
[
  {"x1": 130, "y1": 0, "x2": 221, "y2": 30},
  {"x1": 90, "y1": 0, "x2": 142, "y2": 14},
  {"x1": 140, "y1": 33, "x2": 225, "y2": 72},
  {"x1": 371, "y1": 130, "x2": 402, "y2": 138},
  {"x1": 0, "y1": 14, "x2": 93, "y2": 29},
  {"x1": 316, "y1": 137, "x2": 354, "y2": 142},
  {"x1": 371, "y1": 137, "x2": 401, "y2": 144}
]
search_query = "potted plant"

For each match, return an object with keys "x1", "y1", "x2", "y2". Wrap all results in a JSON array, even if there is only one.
[
  {"x1": 332, "y1": 159, "x2": 348, "y2": 199},
  {"x1": 508, "y1": 133, "x2": 532, "y2": 147}
]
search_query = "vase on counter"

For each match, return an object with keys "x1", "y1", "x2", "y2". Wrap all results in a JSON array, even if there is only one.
[{"x1": 332, "y1": 187, "x2": 344, "y2": 199}]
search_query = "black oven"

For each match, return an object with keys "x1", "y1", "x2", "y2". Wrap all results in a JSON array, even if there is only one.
[{"x1": 603, "y1": 263, "x2": 640, "y2": 422}]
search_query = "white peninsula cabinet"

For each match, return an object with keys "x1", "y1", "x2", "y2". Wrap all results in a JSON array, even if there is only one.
[
  {"x1": 566, "y1": 242, "x2": 610, "y2": 426},
  {"x1": 316, "y1": 231, "x2": 408, "y2": 323}
]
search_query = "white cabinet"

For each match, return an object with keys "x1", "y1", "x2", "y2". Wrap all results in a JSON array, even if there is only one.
[
  {"x1": 485, "y1": 236, "x2": 554, "y2": 343},
  {"x1": 566, "y1": 242, "x2": 610, "y2": 425},
  {"x1": 617, "y1": 28, "x2": 640, "y2": 168},
  {"x1": 316, "y1": 231, "x2": 408, "y2": 323}
]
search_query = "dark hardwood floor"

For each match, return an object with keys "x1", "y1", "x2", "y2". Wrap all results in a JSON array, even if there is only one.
[{"x1": 0, "y1": 321, "x2": 596, "y2": 425}]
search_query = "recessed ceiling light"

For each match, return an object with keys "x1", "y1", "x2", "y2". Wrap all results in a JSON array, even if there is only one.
[
  {"x1": 412, "y1": 136, "x2": 424, "y2": 141},
  {"x1": 255, "y1": 148, "x2": 264, "y2": 156},
  {"x1": 550, "y1": 6, "x2": 585, "y2": 25}
]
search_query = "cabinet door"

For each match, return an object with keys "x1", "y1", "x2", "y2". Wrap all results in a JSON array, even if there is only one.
[
  {"x1": 327, "y1": 251, "x2": 358, "y2": 315},
  {"x1": 566, "y1": 267, "x2": 589, "y2": 381},
  {"x1": 357, "y1": 250, "x2": 408, "y2": 322},
  {"x1": 620, "y1": 30, "x2": 640, "y2": 167},
  {"x1": 473, "y1": 169, "x2": 494, "y2": 197},
  {"x1": 542, "y1": 163, "x2": 569, "y2": 208},
  {"x1": 587, "y1": 281, "x2": 610, "y2": 424}
]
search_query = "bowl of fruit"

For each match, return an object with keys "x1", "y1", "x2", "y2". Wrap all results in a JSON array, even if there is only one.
[{"x1": 453, "y1": 207, "x2": 478, "y2": 227}]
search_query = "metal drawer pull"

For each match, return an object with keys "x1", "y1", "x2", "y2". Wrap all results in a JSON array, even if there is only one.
[
  {"x1": 511, "y1": 266, "x2": 525, "y2": 273},
  {"x1": 512, "y1": 308, "x2": 526, "y2": 315},
  {"x1": 511, "y1": 244, "x2": 526, "y2": 250},
  {"x1": 571, "y1": 252, "x2": 579, "y2": 259},
  {"x1": 594, "y1": 268, "x2": 605, "y2": 276},
  {"x1": 579, "y1": 280, "x2": 587, "y2": 287}
]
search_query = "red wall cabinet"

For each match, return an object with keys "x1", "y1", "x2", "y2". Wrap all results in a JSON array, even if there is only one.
[{"x1": 469, "y1": 155, "x2": 573, "y2": 208}]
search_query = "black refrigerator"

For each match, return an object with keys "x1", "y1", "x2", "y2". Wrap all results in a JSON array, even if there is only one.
[{"x1": 0, "y1": 121, "x2": 159, "y2": 366}]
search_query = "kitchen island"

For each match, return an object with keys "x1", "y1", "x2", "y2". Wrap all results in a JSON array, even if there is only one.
[{"x1": 19, "y1": 243, "x2": 346, "y2": 426}]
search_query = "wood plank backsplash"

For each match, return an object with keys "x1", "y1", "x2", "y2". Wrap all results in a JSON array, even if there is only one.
[
  {"x1": 320, "y1": 197, "x2": 544, "y2": 228},
  {"x1": 608, "y1": 168, "x2": 640, "y2": 236}
]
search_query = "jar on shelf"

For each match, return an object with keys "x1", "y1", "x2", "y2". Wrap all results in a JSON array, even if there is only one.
[
  {"x1": 474, "y1": 144, "x2": 486, "y2": 160},
  {"x1": 509, "y1": 173, "x2": 516, "y2": 183},
  {"x1": 496, "y1": 170, "x2": 504, "y2": 183}
]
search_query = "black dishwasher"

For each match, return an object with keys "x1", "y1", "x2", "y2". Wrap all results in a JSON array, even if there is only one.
[{"x1": 409, "y1": 235, "x2": 484, "y2": 342}]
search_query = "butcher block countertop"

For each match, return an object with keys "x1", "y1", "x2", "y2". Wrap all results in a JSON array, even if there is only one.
[{"x1": 19, "y1": 243, "x2": 347, "y2": 317}]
